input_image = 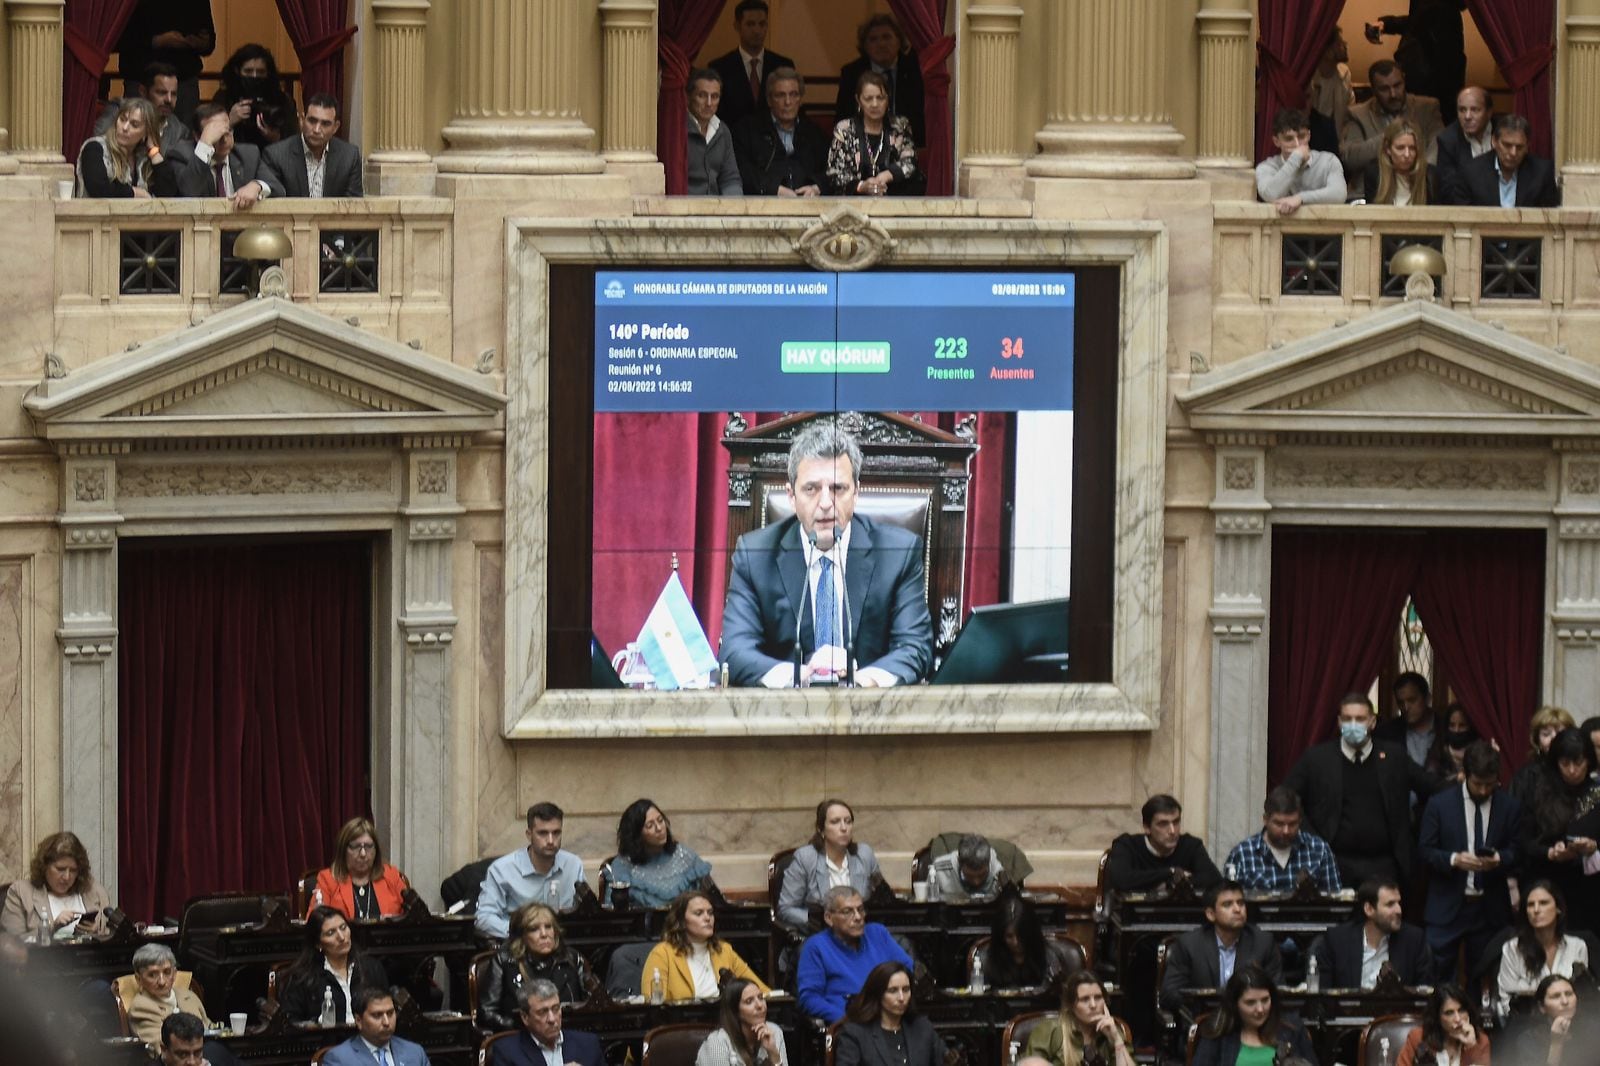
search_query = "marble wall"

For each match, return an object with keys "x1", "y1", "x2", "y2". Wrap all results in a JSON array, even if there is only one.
[{"x1": 0, "y1": 558, "x2": 26, "y2": 880}]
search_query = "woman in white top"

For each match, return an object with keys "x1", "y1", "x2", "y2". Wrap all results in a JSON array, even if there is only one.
[
  {"x1": 696, "y1": 977, "x2": 786, "y2": 1066},
  {"x1": 0, "y1": 831, "x2": 112, "y2": 941},
  {"x1": 777, "y1": 799, "x2": 881, "y2": 931},
  {"x1": 1497, "y1": 880, "x2": 1588, "y2": 1014}
]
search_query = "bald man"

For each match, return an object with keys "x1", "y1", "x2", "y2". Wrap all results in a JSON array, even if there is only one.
[{"x1": 1435, "y1": 86, "x2": 1492, "y2": 204}]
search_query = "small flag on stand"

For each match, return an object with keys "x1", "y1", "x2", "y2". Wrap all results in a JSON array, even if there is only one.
[{"x1": 635, "y1": 566, "x2": 717, "y2": 690}]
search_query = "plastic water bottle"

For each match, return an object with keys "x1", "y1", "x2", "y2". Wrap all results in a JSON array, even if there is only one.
[
  {"x1": 970, "y1": 951, "x2": 986, "y2": 993},
  {"x1": 649, "y1": 967, "x2": 664, "y2": 1004},
  {"x1": 312, "y1": 887, "x2": 324, "y2": 908},
  {"x1": 1305, "y1": 954, "x2": 1320, "y2": 993},
  {"x1": 319, "y1": 987, "x2": 336, "y2": 1027},
  {"x1": 1225, "y1": 862, "x2": 1238, "y2": 881},
  {"x1": 1379, "y1": 1036, "x2": 1391, "y2": 1066}
]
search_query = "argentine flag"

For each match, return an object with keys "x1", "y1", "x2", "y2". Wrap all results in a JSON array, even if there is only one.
[{"x1": 635, "y1": 571, "x2": 718, "y2": 690}]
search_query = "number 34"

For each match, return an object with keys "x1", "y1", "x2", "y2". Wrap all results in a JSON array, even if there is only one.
[{"x1": 1001, "y1": 337, "x2": 1025, "y2": 358}]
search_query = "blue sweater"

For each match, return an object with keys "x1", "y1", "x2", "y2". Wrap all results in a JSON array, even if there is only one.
[{"x1": 796, "y1": 923, "x2": 913, "y2": 1022}]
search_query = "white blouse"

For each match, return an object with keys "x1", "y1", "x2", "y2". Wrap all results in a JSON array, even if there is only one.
[
  {"x1": 1497, "y1": 934, "x2": 1588, "y2": 1013},
  {"x1": 687, "y1": 942, "x2": 719, "y2": 999}
]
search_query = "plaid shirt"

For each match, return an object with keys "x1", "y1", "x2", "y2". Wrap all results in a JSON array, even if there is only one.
[{"x1": 1225, "y1": 829, "x2": 1342, "y2": 896}]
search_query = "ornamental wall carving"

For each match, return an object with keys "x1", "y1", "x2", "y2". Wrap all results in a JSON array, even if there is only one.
[
  {"x1": 1269, "y1": 456, "x2": 1548, "y2": 493},
  {"x1": 117, "y1": 460, "x2": 393, "y2": 498}
]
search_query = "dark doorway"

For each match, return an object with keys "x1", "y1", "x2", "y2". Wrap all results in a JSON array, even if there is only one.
[{"x1": 118, "y1": 536, "x2": 373, "y2": 922}]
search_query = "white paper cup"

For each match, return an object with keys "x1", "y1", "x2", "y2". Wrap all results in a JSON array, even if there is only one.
[
  {"x1": 912, "y1": 881, "x2": 929, "y2": 902},
  {"x1": 229, "y1": 1013, "x2": 248, "y2": 1035},
  {"x1": 57, "y1": 179, "x2": 74, "y2": 199}
]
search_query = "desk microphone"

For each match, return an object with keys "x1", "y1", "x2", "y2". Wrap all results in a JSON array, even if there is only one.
[{"x1": 793, "y1": 530, "x2": 818, "y2": 688}]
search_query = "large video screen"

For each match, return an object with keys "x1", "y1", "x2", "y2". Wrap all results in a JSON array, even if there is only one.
[{"x1": 569, "y1": 267, "x2": 1092, "y2": 692}]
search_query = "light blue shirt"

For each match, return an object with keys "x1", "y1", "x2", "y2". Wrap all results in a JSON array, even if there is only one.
[
  {"x1": 475, "y1": 847, "x2": 586, "y2": 939},
  {"x1": 1217, "y1": 933, "x2": 1238, "y2": 987},
  {"x1": 1497, "y1": 160, "x2": 1518, "y2": 208},
  {"x1": 536, "y1": 1035, "x2": 563, "y2": 1066}
]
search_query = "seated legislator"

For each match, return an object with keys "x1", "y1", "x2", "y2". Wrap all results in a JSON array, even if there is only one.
[
  {"x1": 260, "y1": 93, "x2": 363, "y2": 197},
  {"x1": 1309, "y1": 878, "x2": 1433, "y2": 990},
  {"x1": 489, "y1": 979, "x2": 605, "y2": 1066},
  {"x1": 826, "y1": 71, "x2": 921, "y2": 197},
  {"x1": 687, "y1": 68, "x2": 743, "y2": 197},
  {"x1": 1254, "y1": 108, "x2": 1347, "y2": 216},
  {"x1": 318, "y1": 986, "x2": 429, "y2": 1066},
  {"x1": 1496, "y1": 880, "x2": 1589, "y2": 1014},
  {"x1": 158, "y1": 1013, "x2": 217, "y2": 1066},
  {"x1": 642, "y1": 891, "x2": 767, "y2": 1003},
  {"x1": 1394, "y1": 984, "x2": 1490, "y2": 1066},
  {"x1": 1501, "y1": 974, "x2": 1588, "y2": 1066},
  {"x1": 984, "y1": 888, "x2": 1081, "y2": 990},
  {"x1": 834, "y1": 961, "x2": 945, "y2": 1066},
  {"x1": 1159, "y1": 881, "x2": 1282, "y2": 1010},
  {"x1": 1434, "y1": 87, "x2": 1494, "y2": 205},
  {"x1": 1458, "y1": 113, "x2": 1561, "y2": 208},
  {"x1": 797, "y1": 887, "x2": 912, "y2": 1023},
  {"x1": 1, "y1": 831, "x2": 113, "y2": 941},
  {"x1": 605, "y1": 799, "x2": 713, "y2": 909},
  {"x1": 733, "y1": 68, "x2": 827, "y2": 197},
  {"x1": 77, "y1": 97, "x2": 175, "y2": 198},
  {"x1": 166, "y1": 103, "x2": 281, "y2": 209},
  {"x1": 833, "y1": 15, "x2": 925, "y2": 145},
  {"x1": 1106, "y1": 794, "x2": 1222, "y2": 895},
  {"x1": 777, "y1": 798, "x2": 882, "y2": 931},
  {"x1": 1020, "y1": 971, "x2": 1136, "y2": 1066},
  {"x1": 1225, "y1": 785, "x2": 1342, "y2": 896},
  {"x1": 278, "y1": 906, "x2": 389, "y2": 1025},
  {"x1": 126, "y1": 943, "x2": 212, "y2": 1045},
  {"x1": 926, "y1": 833, "x2": 1007, "y2": 903},
  {"x1": 476, "y1": 802, "x2": 585, "y2": 940},
  {"x1": 1360, "y1": 119, "x2": 1437, "y2": 205},
  {"x1": 308, "y1": 816, "x2": 411, "y2": 919},
  {"x1": 481, "y1": 902, "x2": 586, "y2": 1031},
  {"x1": 1190, "y1": 966, "x2": 1317, "y2": 1066},
  {"x1": 720, "y1": 423, "x2": 934, "y2": 688},
  {"x1": 697, "y1": 978, "x2": 787, "y2": 1066}
]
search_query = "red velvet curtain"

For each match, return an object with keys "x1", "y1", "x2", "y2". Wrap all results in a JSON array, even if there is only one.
[
  {"x1": 1412, "y1": 529, "x2": 1545, "y2": 772},
  {"x1": 885, "y1": 0, "x2": 955, "y2": 197},
  {"x1": 1464, "y1": 0, "x2": 1556, "y2": 158},
  {"x1": 273, "y1": 0, "x2": 358, "y2": 107},
  {"x1": 118, "y1": 540, "x2": 370, "y2": 923},
  {"x1": 1254, "y1": 0, "x2": 1346, "y2": 162},
  {"x1": 62, "y1": 0, "x2": 141, "y2": 158},
  {"x1": 1267, "y1": 528, "x2": 1422, "y2": 785},
  {"x1": 658, "y1": 0, "x2": 730, "y2": 195}
]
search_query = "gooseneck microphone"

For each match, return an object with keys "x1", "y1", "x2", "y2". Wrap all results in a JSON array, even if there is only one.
[{"x1": 793, "y1": 530, "x2": 818, "y2": 688}]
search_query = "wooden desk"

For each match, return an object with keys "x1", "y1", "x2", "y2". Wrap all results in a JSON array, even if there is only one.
[
  {"x1": 98, "y1": 1012, "x2": 479, "y2": 1065},
  {"x1": 871, "y1": 893, "x2": 1072, "y2": 986}
]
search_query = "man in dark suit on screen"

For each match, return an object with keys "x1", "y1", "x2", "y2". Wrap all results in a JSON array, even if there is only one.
[{"x1": 720, "y1": 422, "x2": 933, "y2": 687}]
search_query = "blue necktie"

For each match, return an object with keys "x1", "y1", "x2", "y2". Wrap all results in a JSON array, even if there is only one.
[{"x1": 815, "y1": 555, "x2": 837, "y2": 649}]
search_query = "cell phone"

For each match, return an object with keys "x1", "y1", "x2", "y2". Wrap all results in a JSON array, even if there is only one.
[
  {"x1": 1565, "y1": 834, "x2": 1582, "y2": 844},
  {"x1": 1474, "y1": 847, "x2": 1495, "y2": 858},
  {"x1": 77, "y1": 910, "x2": 99, "y2": 924}
]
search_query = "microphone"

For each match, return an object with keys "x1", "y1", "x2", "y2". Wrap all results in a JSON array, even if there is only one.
[{"x1": 793, "y1": 530, "x2": 817, "y2": 688}]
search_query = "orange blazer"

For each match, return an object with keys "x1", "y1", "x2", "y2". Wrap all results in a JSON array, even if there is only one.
[
  {"x1": 1395, "y1": 1026, "x2": 1491, "y2": 1066},
  {"x1": 309, "y1": 864, "x2": 410, "y2": 919}
]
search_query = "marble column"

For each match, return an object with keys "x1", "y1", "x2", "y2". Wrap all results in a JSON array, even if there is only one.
[
  {"x1": 58, "y1": 455, "x2": 121, "y2": 900},
  {"x1": 367, "y1": 0, "x2": 436, "y2": 194},
  {"x1": 959, "y1": 4, "x2": 1025, "y2": 196},
  {"x1": 436, "y1": 0, "x2": 605, "y2": 175},
  {"x1": 1206, "y1": 445, "x2": 1271, "y2": 863},
  {"x1": 1194, "y1": 1, "x2": 1254, "y2": 168},
  {"x1": 1026, "y1": 0, "x2": 1195, "y2": 179},
  {"x1": 1551, "y1": 448, "x2": 1600, "y2": 709},
  {"x1": 1564, "y1": 0, "x2": 1600, "y2": 202},
  {"x1": 600, "y1": 0, "x2": 663, "y2": 192},
  {"x1": 388, "y1": 447, "x2": 464, "y2": 907},
  {"x1": 6, "y1": 0, "x2": 64, "y2": 166}
]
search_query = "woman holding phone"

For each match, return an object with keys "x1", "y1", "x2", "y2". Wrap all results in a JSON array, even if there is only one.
[{"x1": 1, "y1": 832, "x2": 112, "y2": 941}]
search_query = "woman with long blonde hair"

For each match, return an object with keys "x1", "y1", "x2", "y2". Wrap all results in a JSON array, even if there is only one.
[
  {"x1": 1365, "y1": 119, "x2": 1434, "y2": 206},
  {"x1": 76, "y1": 97, "x2": 169, "y2": 198}
]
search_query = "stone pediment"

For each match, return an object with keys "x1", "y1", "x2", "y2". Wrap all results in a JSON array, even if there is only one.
[
  {"x1": 25, "y1": 298, "x2": 505, "y2": 443},
  {"x1": 1179, "y1": 301, "x2": 1600, "y2": 438}
]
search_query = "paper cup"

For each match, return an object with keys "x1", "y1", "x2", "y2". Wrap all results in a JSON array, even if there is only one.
[
  {"x1": 57, "y1": 179, "x2": 74, "y2": 199},
  {"x1": 229, "y1": 1013, "x2": 248, "y2": 1035},
  {"x1": 912, "y1": 881, "x2": 929, "y2": 902}
]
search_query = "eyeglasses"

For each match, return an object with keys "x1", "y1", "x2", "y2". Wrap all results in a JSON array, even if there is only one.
[
  {"x1": 347, "y1": 842, "x2": 377, "y2": 852},
  {"x1": 831, "y1": 905, "x2": 866, "y2": 917}
]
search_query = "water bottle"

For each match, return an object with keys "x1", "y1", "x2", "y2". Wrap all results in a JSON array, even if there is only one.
[
  {"x1": 319, "y1": 987, "x2": 336, "y2": 1027},
  {"x1": 1305, "y1": 954, "x2": 1320, "y2": 993},
  {"x1": 970, "y1": 951, "x2": 986, "y2": 993},
  {"x1": 1378, "y1": 1036, "x2": 1391, "y2": 1066},
  {"x1": 312, "y1": 887, "x2": 324, "y2": 908},
  {"x1": 1225, "y1": 862, "x2": 1238, "y2": 881},
  {"x1": 649, "y1": 967, "x2": 664, "y2": 1004}
]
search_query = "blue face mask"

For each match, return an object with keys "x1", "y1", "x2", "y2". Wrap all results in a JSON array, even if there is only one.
[{"x1": 1340, "y1": 721, "x2": 1369, "y2": 748}]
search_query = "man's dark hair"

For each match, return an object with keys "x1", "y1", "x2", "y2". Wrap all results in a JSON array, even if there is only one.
[
  {"x1": 1369, "y1": 59, "x2": 1402, "y2": 84},
  {"x1": 1492, "y1": 112, "x2": 1532, "y2": 139},
  {"x1": 1392, "y1": 671, "x2": 1429, "y2": 701},
  {"x1": 527, "y1": 802, "x2": 564, "y2": 826},
  {"x1": 1463, "y1": 739, "x2": 1500, "y2": 780},
  {"x1": 1339, "y1": 692, "x2": 1373, "y2": 712},
  {"x1": 1357, "y1": 877, "x2": 1400, "y2": 912},
  {"x1": 1204, "y1": 879, "x2": 1245, "y2": 912},
  {"x1": 351, "y1": 984, "x2": 394, "y2": 1018},
  {"x1": 141, "y1": 61, "x2": 180, "y2": 86},
  {"x1": 305, "y1": 93, "x2": 341, "y2": 118},
  {"x1": 1141, "y1": 794, "x2": 1181, "y2": 826},
  {"x1": 1272, "y1": 108, "x2": 1309, "y2": 136},
  {"x1": 733, "y1": 0, "x2": 769, "y2": 18},
  {"x1": 190, "y1": 101, "x2": 227, "y2": 132},
  {"x1": 687, "y1": 67, "x2": 722, "y2": 95},
  {"x1": 160, "y1": 1011, "x2": 206, "y2": 1046},
  {"x1": 1263, "y1": 785, "x2": 1302, "y2": 818}
]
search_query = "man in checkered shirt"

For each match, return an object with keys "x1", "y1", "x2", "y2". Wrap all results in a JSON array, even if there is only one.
[{"x1": 1225, "y1": 786, "x2": 1343, "y2": 895}]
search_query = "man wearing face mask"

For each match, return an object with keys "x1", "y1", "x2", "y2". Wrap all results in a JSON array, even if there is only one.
[{"x1": 1286, "y1": 693, "x2": 1447, "y2": 890}]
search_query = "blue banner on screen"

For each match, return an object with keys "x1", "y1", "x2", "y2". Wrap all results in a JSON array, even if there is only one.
[{"x1": 593, "y1": 271, "x2": 1074, "y2": 412}]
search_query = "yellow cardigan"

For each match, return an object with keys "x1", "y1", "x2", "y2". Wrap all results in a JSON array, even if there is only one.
[{"x1": 641, "y1": 938, "x2": 768, "y2": 1002}]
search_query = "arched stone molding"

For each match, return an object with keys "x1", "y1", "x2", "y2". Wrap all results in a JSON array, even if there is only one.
[
  {"x1": 1180, "y1": 300, "x2": 1600, "y2": 856},
  {"x1": 24, "y1": 299, "x2": 505, "y2": 902}
]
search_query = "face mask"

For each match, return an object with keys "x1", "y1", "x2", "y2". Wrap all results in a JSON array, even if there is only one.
[
  {"x1": 1447, "y1": 730, "x2": 1476, "y2": 750},
  {"x1": 240, "y1": 76, "x2": 269, "y2": 95},
  {"x1": 1340, "y1": 721, "x2": 1369, "y2": 748}
]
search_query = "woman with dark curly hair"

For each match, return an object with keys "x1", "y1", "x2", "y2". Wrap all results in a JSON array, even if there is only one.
[
  {"x1": 213, "y1": 43, "x2": 296, "y2": 146},
  {"x1": 1190, "y1": 965, "x2": 1315, "y2": 1066},
  {"x1": 1, "y1": 831, "x2": 112, "y2": 941},
  {"x1": 641, "y1": 891, "x2": 765, "y2": 1002},
  {"x1": 277, "y1": 905, "x2": 388, "y2": 1025},
  {"x1": 605, "y1": 799, "x2": 712, "y2": 909},
  {"x1": 479, "y1": 901, "x2": 587, "y2": 1029},
  {"x1": 1394, "y1": 984, "x2": 1489, "y2": 1065},
  {"x1": 1520, "y1": 729, "x2": 1600, "y2": 933}
]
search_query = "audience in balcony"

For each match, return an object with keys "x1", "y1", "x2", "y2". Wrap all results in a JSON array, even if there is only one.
[
  {"x1": 214, "y1": 44, "x2": 297, "y2": 149},
  {"x1": 262, "y1": 94, "x2": 363, "y2": 198},
  {"x1": 1306, "y1": 27, "x2": 1353, "y2": 154},
  {"x1": 1519, "y1": 730, "x2": 1600, "y2": 931},
  {"x1": 1513, "y1": 706, "x2": 1577, "y2": 805},
  {"x1": 1255, "y1": 108, "x2": 1348, "y2": 216},
  {"x1": 733, "y1": 69, "x2": 826, "y2": 197},
  {"x1": 834, "y1": 15, "x2": 925, "y2": 146},
  {"x1": 75, "y1": 97, "x2": 173, "y2": 200},
  {"x1": 1362, "y1": 120, "x2": 1436, "y2": 206},
  {"x1": 827, "y1": 70, "x2": 920, "y2": 197},
  {"x1": 708, "y1": 0, "x2": 796, "y2": 131},
  {"x1": 95, "y1": 62, "x2": 190, "y2": 157},
  {"x1": 1340, "y1": 59, "x2": 1442, "y2": 200},
  {"x1": 1364, "y1": 1, "x2": 1467, "y2": 126},
  {"x1": 1458, "y1": 113, "x2": 1561, "y2": 208},
  {"x1": 686, "y1": 69, "x2": 744, "y2": 197},
  {"x1": 167, "y1": 104, "x2": 280, "y2": 209},
  {"x1": 1434, "y1": 87, "x2": 1493, "y2": 205},
  {"x1": 115, "y1": 0, "x2": 215, "y2": 124}
]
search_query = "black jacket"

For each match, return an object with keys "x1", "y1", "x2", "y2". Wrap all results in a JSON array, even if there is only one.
[
  {"x1": 480, "y1": 945, "x2": 586, "y2": 1031},
  {"x1": 834, "y1": 53, "x2": 925, "y2": 145},
  {"x1": 1309, "y1": 919, "x2": 1433, "y2": 989},
  {"x1": 708, "y1": 48, "x2": 796, "y2": 129},
  {"x1": 1284, "y1": 738, "x2": 1444, "y2": 881},
  {"x1": 1160, "y1": 925, "x2": 1282, "y2": 1009},
  {"x1": 1191, "y1": 1018, "x2": 1317, "y2": 1066},
  {"x1": 1433, "y1": 122, "x2": 1488, "y2": 204},
  {"x1": 834, "y1": 1016, "x2": 946, "y2": 1066},
  {"x1": 1105, "y1": 832, "x2": 1221, "y2": 895},
  {"x1": 261, "y1": 135, "x2": 364, "y2": 198},
  {"x1": 278, "y1": 954, "x2": 389, "y2": 1024},
  {"x1": 1458, "y1": 151, "x2": 1561, "y2": 208},
  {"x1": 732, "y1": 113, "x2": 829, "y2": 195}
]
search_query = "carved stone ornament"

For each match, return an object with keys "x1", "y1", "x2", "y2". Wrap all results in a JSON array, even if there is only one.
[
  {"x1": 1223, "y1": 457, "x2": 1256, "y2": 491},
  {"x1": 257, "y1": 264, "x2": 289, "y2": 299},
  {"x1": 727, "y1": 470, "x2": 752, "y2": 506},
  {"x1": 1568, "y1": 460, "x2": 1600, "y2": 496},
  {"x1": 937, "y1": 596, "x2": 961, "y2": 649},
  {"x1": 1271, "y1": 455, "x2": 1548, "y2": 493},
  {"x1": 416, "y1": 459, "x2": 449, "y2": 495},
  {"x1": 1403, "y1": 271, "x2": 1436, "y2": 303},
  {"x1": 955, "y1": 413, "x2": 977, "y2": 444},
  {"x1": 45, "y1": 352, "x2": 67, "y2": 380},
  {"x1": 73, "y1": 468, "x2": 106, "y2": 503},
  {"x1": 793, "y1": 207, "x2": 897, "y2": 272},
  {"x1": 118, "y1": 460, "x2": 392, "y2": 498},
  {"x1": 724, "y1": 411, "x2": 749, "y2": 436}
]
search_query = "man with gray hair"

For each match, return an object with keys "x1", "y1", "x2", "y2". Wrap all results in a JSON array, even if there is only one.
[
  {"x1": 926, "y1": 833, "x2": 1007, "y2": 903},
  {"x1": 127, "y1": 942, "x2": 213, "y2": 1046},
  {"x1": 796, "y1": 886, "x2": 913, "y2": 1022},
  {"x1": 720, "y1": 420, "x2": 933, "y2": 687},
  {"x1": 491, "y1": 978, "x2": 604, "y2": 1066}
]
